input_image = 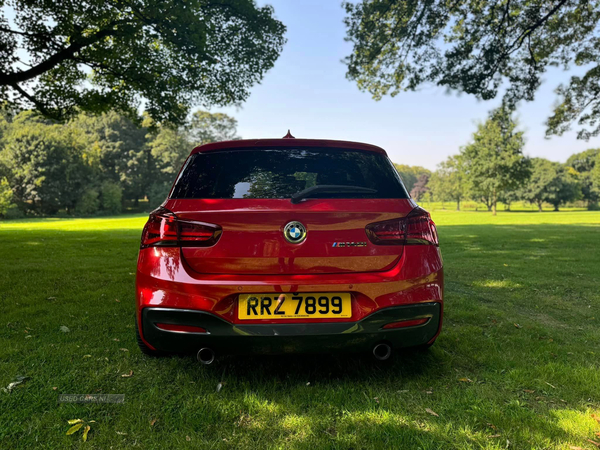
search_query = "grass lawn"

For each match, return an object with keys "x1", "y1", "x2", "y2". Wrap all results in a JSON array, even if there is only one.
[{"x1": 1, "y1": 211, "x2": 599, "y2": 449}]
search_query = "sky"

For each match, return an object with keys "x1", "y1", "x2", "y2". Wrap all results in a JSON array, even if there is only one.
[{"x1": 216, "y1": 0, "x2": 599, "y2": 170}]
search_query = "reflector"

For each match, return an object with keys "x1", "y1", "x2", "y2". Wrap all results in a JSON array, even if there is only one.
[
  {"x1": 382, "y1": 318, "x2": 429, "y2": 329},
  {"x1": 155, "y1": 323, "x2": 208, "y2": 333}
]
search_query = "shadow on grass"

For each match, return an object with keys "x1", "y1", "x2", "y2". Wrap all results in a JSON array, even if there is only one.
[{"x1": 198, "y1": 347, "x2": 441, "y2": 382}]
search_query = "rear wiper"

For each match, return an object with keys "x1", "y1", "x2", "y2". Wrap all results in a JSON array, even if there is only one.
[{"x1": 290, "y1": 185, "x2": 377, "y2": 204}]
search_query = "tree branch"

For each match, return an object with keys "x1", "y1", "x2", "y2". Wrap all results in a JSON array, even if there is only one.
[
  {"x1": 369, "y1": 1, "x2": 428, "y2": 66},
  {"x1": 0, "y1": 23, "x2": 127, "y2": 86},
  {"x1": 482, "y1": 0, "x2": 568, "y2": 90},
  {"x1": 0, "y1": 25, "x2": 46, "y2": 38},
  {"x1": 506, "y1": 0, "x2": 568, "y2": 55},
  {"x1": 9, "y1": 82, "x2": 56, "y2": 118},
  {"x1": 527, "y1": 34, "x2": 537, "y2": 69}
]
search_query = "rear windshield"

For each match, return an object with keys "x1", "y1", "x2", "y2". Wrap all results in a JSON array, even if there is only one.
[{"x1": 170, "y1": 148, "x2": 408, "y2": 199}]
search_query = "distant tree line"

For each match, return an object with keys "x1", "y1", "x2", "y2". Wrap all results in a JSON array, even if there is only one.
[
  {"x1": 1, "y1": 104, "x2": 597, "y2": 219},
  {"x1": 396, "y1": 107, "x2": 600, "y2": 214},
  {"x1": 0, "y1": 109, "x2": 239, "y2": 218}
]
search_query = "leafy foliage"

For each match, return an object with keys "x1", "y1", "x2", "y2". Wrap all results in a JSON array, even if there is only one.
[
  {"x1": 187, "y1": 111, "x2": 241, "y2": 147},
  {"x1": 410, "y1": 173, "x2": 430, "y2": 201},
  {"x1": 146, "y1": 181, "x2": 172, "y2": 210},
  {"x1": 521, "y1": 158, "x2": 580, "y2": 211},
  {"x1": 0, "y1": 112, "x2": 89, "y2": 214},
  {"x1": 0, "y1": 0, "x2": 286, "y2": 124},
  {"x1": 343, "y1": 0, "x2": 600, "y2": 138},
  {"x1": 460, "y1": 108, "x2": 530, "y2": 214},
  {"x1": 428, "y1": 156, "x2": 467, "y2": 210},
  {"x1": 567, "y1": 148, "x2": 600, "y2": 173},
  {"x1": 0, "y1": 108, "x2": 239, "y2": 216},
  {"x1": 592, "y1": 153, "x2": 600, "y2": 201},
  {"x1": 0, "y1": 176, "x2": 14, "y2": 215},
  {"x1": 566, "y1": 149, "x2": 600, "y2": 208},
  {"x1": 147, "y1": 125, "x2": 190, "y2": 182},
  {"x1": 76, "y1": 188, "x2": 100, "y2": 215},
  {"x1": 70, "y1": 111, "x2": 148, "y2": 202},
  {"x1": 393, "y1": 164, "x2": 430, "y2": 192},
  {"x1": 100, "y1": 181, "x2": 123, "y2": 215},
  {"x1": 497, "y1": 189, "x2": 521, "y2": 211}
]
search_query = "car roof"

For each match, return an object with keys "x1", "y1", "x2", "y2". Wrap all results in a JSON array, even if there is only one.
[{"x1": 190, "y1": 138, "x2": 388, "y2": 155}]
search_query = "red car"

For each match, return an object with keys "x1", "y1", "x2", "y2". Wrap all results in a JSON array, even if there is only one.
[{"x1": 136, "y1": 135, "x2": 443, "y2": 363}]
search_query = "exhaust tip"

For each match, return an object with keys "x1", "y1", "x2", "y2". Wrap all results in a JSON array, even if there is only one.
[
  {"x1": 197, "y1": 347, "x2": 215, "y2": 365},
  {"x1": 372, "y1": 343, "x2": 392, "y2": 361}
]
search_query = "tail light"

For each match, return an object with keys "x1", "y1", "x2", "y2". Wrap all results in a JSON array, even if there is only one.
[
  {"x1": 365, "y1": 207, "x2": 438, "y2": 246},
  {"x1": 140, "y1": 207, "x2": 222, "y2": 248}
]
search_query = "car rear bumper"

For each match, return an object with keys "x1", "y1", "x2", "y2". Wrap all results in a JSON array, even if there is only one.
[{"x1": 141, "y1": 302, "x2": 441, "y2": 355}]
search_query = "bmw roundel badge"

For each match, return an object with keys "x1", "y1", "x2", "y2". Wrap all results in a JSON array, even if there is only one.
[{"x1": 283, "y1": 221, "x2": 307, "y2": 244}]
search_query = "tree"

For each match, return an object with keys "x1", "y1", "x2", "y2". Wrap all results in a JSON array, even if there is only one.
[
  {"x1": 145, "y1": 123, "x2": 190, "y2": 207},
  {"x1": 0, "y1": 106, "x2": 242, "y2": 217},
  {"x1": 147, "y1": 126, "x2": 189, "y2": 181},
  {"x1": 393, "y1": 164, "x2": 430, "y2": 192},
  {"x1": 145, "y1": 109, "x2": 240, "y2": 207},
  {"x1": 343, "y1": 0, "x2": 600, "y2": 138},
  {"x1": 591, "y1": 153, "x2": 600, "y2": 200},
  {"x1": 100, "y1": 181, "x2": 123, "y2": 214},
  {"x1": 187, "y1": 111, "x2": 241, "y2": 147},
  {"x1": 0, "y1": 177, "x2": 14, "y2": 216},
  {"x1": 428, "y1": 156, "x2": 467, "y2": 211},
  {"x1": 1, "y1": 1, "x2": 286, "y2": 125},
  {"x1": 497, "y1": 190, "x2": 520, "y2": 211},
  {"x1": 0, "y1": 111, "x2": 88, "y2": 214},
  {"x1": 461, "y1": 107, "x2": 530, "y2": 215},
  {"x1": 410, "y1": 173, "x2": 430, "y2": 201},
  {"x1": 70, "y1": 112, "x2": 149, "y2": 204},
  {"x1": 566, "y1": 149, "x2": 600, "y2": 209},
  {"x1": 521, "y1": 158, "x2": 580, "y2": 211}
]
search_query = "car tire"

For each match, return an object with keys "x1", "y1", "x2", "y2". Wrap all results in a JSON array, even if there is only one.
[{"x1": 135, "y1": 319, "x2": 167, "y2": 357}]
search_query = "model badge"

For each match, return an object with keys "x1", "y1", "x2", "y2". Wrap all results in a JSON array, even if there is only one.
[
  {"x1": 283, "y1": 221, "x2": 307, "y2": 244},
  {"x1": 333, "y1": 242, "x2": 367, "y2": 247}
]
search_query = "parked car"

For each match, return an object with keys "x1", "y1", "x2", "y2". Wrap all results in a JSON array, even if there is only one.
[{"x1": 136, "y1": 135, "x2": 443, "y2": 363}]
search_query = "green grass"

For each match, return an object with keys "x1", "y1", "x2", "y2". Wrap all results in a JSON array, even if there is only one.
[{"x1": 1, "y1": 211, "x2": 599, "y2": 449}]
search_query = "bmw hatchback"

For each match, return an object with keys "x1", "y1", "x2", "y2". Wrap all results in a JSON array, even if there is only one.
[{"x1": 136, "y1": 136, "x2": 443, "y2": 363}]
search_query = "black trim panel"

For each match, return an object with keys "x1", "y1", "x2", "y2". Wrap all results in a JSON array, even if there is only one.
[{"x1": 141, "y1": 303, "x2": 441, "y2": 355}]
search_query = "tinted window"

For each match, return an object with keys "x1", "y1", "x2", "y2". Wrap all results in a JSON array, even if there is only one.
[{"x1": 170, "y1": 148, "x2": 408, "y2": 199}]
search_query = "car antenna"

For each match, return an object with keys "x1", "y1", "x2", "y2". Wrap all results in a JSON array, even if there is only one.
[{"x1": 282, "y1": 129, "x2": 295, "y2": 139}]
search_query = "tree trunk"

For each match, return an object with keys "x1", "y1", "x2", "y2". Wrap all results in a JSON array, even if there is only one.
[
  {"x1": 538, "y1": 201, "x2": 543, "y2": 212},
  {"x1": 456, "y1": 199, "x2": 460, "y2": 211},
  {"x1": 554, "y1": 204, "x2": 559, "y2": 211},
  {"x1": 492, "y1": 189, "x2": 497, "y2": 216}
]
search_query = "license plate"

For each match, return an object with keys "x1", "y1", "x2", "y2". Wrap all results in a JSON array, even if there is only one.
[{"x1": 238, "y1": 293, "x2": 351, "y2": 320}]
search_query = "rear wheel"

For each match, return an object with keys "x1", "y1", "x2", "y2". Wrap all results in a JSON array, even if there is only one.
[{"x1": 135, "y1": 319, "x2": 167, "y2": 357}]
